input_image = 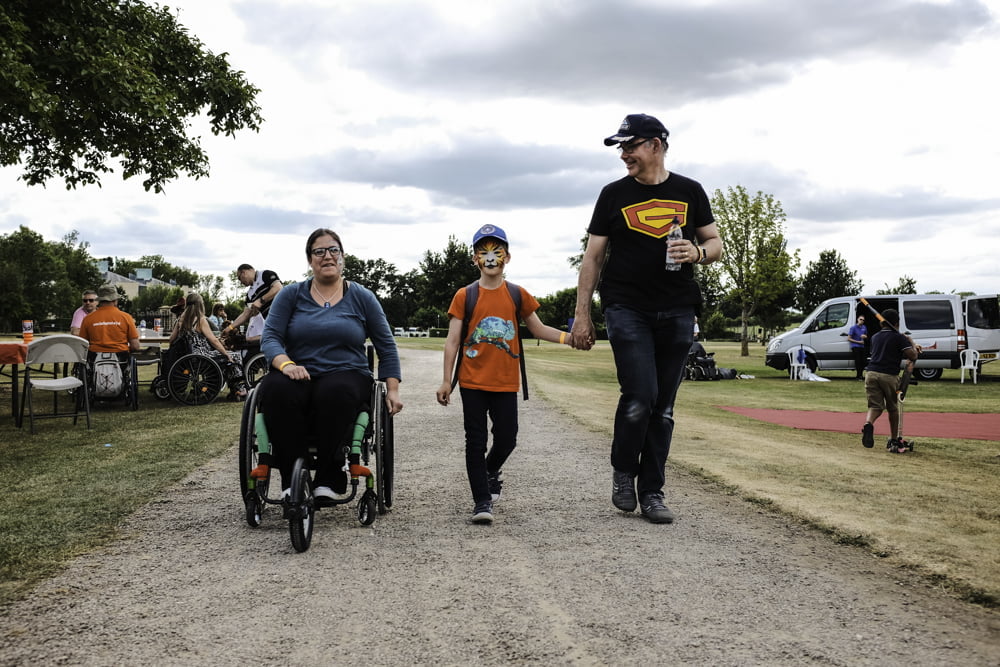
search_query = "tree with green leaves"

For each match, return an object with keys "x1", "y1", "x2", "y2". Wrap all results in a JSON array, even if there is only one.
[
  {"x1": 711, "y1": 186, "x2": 800, "y2": 356},
  {"x1": 418, "y1": 235, "x2": 480, "y2": 313},
  {"x1": 876, "y1": 275, "x2": 918, "y2": 295},
  {"x1": 0, "y1": 226, "x2": 103, "y2": 331},
  {"x1": 1, "y1": 0, "x2": 263, "y2": 192},
  {"x1": 797, "y1": 249, "x2": 864, "y2": 314}
]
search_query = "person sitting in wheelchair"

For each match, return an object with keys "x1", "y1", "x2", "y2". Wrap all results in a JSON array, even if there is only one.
[
  {"x1": 78, "y1": 285, "x2": 141, "y2": 394},
  {"x1": 167, "y1": 292, "x2": 249, "y2": 401},
  {"x1": 254, "y1": 228, "x2": 403, "y2": 501}
]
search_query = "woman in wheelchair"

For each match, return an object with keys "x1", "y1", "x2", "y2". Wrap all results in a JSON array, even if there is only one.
[
  {"x1": 168, "y1": 292, "x2": 249, "y2": 400},
  {"x1": 253, "y1": 228, "x2": 403, "y2": 501}
]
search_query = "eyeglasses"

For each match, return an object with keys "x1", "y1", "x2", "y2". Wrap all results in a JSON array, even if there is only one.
[
  {"x1": 82, "y1": 298, "x2": 97, "y2": 302},
  {"x1": 311, "y1": 246, "x2": 342, "y2": 258},
  {"x1": 617, "y1": 139, "x2": 650, "y2": 154}
]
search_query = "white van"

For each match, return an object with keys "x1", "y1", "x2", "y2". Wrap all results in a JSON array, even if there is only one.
[{"x1": 765, "y1": 294, "x2": 1000, "y2": 380}]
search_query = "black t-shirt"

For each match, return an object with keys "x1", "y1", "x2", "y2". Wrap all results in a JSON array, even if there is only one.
[
  {"x1": 866, "y1": 328, "x2": 912, "y2": 375},
  {"x1": 588, "y1": 173, "x2": 714, "y2": 312}
]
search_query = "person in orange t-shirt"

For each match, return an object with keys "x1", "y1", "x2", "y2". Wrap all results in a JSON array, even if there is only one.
[
  {"x1": 79, "y1": 285, "x2": 141, "y2": 357},
  {"x1": 436, "y1": 224, "x2": 575, "y2": 524}
]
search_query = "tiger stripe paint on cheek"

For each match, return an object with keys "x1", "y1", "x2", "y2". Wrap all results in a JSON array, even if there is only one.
[{"x1": 475, "y1": 241, "x2": 507, "y2": 268}]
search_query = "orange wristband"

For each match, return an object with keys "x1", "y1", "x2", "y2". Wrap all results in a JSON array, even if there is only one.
[{"x1": 559, "y1": 332, "x2": 567, "y2": 344}]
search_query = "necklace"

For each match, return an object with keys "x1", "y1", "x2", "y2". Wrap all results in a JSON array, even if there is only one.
[{"x1": 311, "y1": 280, "x2": 341, "y2": 308}]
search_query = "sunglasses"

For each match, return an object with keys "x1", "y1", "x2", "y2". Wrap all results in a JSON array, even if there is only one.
[
  {"x1": 311, "y1": 246, "x2": 342, "y2": 258},
  {"x1": 82, "y1": 298, "x2": 97, "y2": 302},
  {"x1": 617, "y1": 139, "x2": 650, "y2": 154}
]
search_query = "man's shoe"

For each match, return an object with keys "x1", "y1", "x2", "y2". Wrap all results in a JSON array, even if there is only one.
[
  {"x1": 639, "y1": 493, "x2": 675, "y2": 524},
  {"x1": 862, "y1": 422, "x2": 874, "y2": 448},
  {"x1": 612, "y1": 470, "x2": 637, "y2": 512},
  {"x1": 487, "y1": 470, "x2": 504, "y2": 502},
  {"x1": 471, "y1": 501, "x2": 493, "y2": 524}
]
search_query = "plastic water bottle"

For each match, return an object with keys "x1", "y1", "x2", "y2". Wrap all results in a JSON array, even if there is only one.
[
  {"x1": 664, "y1": 225, "x2": 683, "y2": 271},
  {"x1": 139, "y1": 320, "x2": 147, "y2": 338}
]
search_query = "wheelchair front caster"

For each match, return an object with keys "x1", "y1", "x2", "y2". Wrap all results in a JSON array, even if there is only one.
[
  {"x1": 244, "y1": 493, "x2": 262, "y2": 527},
  {"x1": 358, "y1": 490, "x2": 377, "y2": 526}
]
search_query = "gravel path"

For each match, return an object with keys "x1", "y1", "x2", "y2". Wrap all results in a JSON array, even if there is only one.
[{"x1": 1, "y1": 348, "x2": 998, "y2": 666}]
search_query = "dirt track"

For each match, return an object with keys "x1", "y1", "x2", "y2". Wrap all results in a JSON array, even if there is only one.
[{"x1": 1, "y1": 348, "x2": 998, "y2": 665}]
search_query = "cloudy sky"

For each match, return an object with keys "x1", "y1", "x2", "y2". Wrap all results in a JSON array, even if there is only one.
[{"x1": 3, "y1": 0, "x2": 998, "y2": 303}]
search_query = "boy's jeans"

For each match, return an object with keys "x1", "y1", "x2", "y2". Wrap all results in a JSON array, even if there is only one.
[
  {"x1": 604, "y1": 304, "x2": 694, "y2": 498},
  {"x1": 460, "y1": 388, "x2": 518, "y2": 503}
]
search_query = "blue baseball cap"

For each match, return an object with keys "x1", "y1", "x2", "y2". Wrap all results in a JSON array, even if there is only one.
[{"x1": 472, "y1": 224, "x2": 508, "y2": 247}]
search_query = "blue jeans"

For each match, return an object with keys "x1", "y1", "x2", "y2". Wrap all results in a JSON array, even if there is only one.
[
  {"x1": 604, "y1": 304, "x2": 695, "y2": 498},
  {"x1": 460, "y1": 388, "x2": 518, "y2": 504}
]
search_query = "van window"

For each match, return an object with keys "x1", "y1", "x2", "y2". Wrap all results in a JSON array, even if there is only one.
[
  {"x1": 903, "y1": 300, "x2": 954, "y2": 329},
  {"x1": 809, "y1": 302, "x2": 850, "y2": 331},
  {"x1": 967, "y1": 297, "x2": 1000, "y2": 329}
]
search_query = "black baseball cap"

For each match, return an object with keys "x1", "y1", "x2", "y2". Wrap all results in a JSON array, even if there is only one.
[{"x1": 604, "y1": 113, "x2": 670, "y2": 146}]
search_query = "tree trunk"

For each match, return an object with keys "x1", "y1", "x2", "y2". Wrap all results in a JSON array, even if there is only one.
[{"x1": 741, "y1": 306, "x2": 750, "y2": 356}]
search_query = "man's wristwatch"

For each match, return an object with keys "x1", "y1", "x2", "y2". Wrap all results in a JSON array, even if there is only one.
[{"x1": 697, "y1": 246, "x2": 708, "y2": 264}]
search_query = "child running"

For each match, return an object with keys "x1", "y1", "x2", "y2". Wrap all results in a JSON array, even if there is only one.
[{"x1": 436, "y1": 224, "x2": 575, "y2": 524}]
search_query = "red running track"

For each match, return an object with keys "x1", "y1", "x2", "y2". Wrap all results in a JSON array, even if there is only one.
[{"x1": 717, "y1": 407, "x2": 999, "y2": 441}]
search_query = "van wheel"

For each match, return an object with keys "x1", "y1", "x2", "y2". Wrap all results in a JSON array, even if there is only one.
[{"x1": 915, "y1": 368, "x2": 943, "y2": 381}]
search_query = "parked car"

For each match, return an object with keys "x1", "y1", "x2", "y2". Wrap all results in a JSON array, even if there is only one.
[{"x1": 765, "y1": 294, "x2": 1000, "y2": 380}]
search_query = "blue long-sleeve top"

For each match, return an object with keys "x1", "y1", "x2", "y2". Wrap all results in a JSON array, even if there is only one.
[{"x1": 261, "y1": 279, "x2": 401, "y2": 382}]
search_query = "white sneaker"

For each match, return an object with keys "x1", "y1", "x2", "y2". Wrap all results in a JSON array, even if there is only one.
[
  {"x1": 314, "y1": 485, "x2": 350, "y2": 501},
  {"x1": 280, "y1": 488, "x2": 291, "y2": 501}
]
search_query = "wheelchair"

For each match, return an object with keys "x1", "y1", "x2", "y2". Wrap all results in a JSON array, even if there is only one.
[
  {"x1": 80, "y1": 352, "x2": 139, "y2": 411},
  {"x1": 238, "y1": 355, "x2": 394, "y2": 553},
  {"x1": 219, "y1": 328, "x2": 268, "y2": 389},
  {"x1": 150, "y1": 347, "x2": 234, "y2": 406}
]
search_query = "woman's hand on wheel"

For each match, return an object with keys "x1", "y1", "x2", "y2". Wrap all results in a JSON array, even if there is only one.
[{"x1": 385, "y1": 388, "x2": 403, "y2": 415}]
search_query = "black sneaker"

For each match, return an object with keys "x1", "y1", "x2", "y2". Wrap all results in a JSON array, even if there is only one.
[
  {"x1": 487, "y1": 470, "x2": 503, "y2": 502},
  {"x1": 612, "y1": 470, "x2": 637, "y2": 512},
  {"x1": 471, "y1": 501, "x2": 493, "y2": 524},
  {"x1": 862, "y1": 422, "x2": 874, "y2": 448},
  {"x1": 639, "y1": 493, "x2": 675, "y2": 524}
]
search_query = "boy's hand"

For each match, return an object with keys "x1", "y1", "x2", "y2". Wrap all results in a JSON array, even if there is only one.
[{"x1": 436, "y1": 382, "x2": 452, "y2": 406}]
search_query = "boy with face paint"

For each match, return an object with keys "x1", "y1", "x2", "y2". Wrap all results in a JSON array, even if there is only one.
[{"x1": 437, "y1": 224, "x2": 575, "y2": 524}]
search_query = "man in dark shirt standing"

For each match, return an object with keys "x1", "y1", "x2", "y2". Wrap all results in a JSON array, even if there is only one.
[{"x1": 861, "y1": 308, "x2": 919, "y2": 449}]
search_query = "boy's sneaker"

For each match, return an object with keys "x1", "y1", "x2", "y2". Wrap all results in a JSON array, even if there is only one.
[
  {"x1": 639, "y1": 493, "x2": 675, "y2": 524},
  {"x1": 487, "y1": 470, "x2": 504, "y2": 502},
  {"x1": 471, "y1": 501, "x2": 493, "y2": 524},
  {"x1": 612, "y1": 470, "x2": 637, "y2": 512},
  {"x1": 861, "y1": 422, "x2": 874, "y2": 448}
]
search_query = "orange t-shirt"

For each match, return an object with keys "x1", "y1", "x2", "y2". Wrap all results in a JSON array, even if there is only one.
[
  {"x1": 447, "y1": 282, "x2": 539, "y2": 393},
  {"x1": 80, "y1": 305, "x2": 139, "y2": 353}
]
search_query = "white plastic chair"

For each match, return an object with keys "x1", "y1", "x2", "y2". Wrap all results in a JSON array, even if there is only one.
[
  {"x1": 960, "y1": 349, "x2": 980, "y2": 384},
  {"x1": 20, "y1": 335, "x2": 92, "y2": 434},
  {"x1": 788, "y1": 348, "x2": 809, "y2": 381}
]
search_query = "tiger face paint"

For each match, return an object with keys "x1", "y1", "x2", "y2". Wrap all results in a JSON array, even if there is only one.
[{"x1": 474, "y1": 241, "x2": 508, "y2": 270}]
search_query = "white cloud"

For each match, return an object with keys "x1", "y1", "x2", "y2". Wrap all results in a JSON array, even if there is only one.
[{"x1": 3, "y1": 0, "x2": 998, "y2": 304}]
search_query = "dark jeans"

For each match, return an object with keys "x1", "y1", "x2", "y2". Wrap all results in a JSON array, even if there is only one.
[
  {"x1": 258, "y1": 369, "x2": 371, "y2": 490},
  {"x1": 604, "y1": 304, "x2": 695, "y2": 498},
  {"x1": 460, "y1": 388, "x2": 518, "y2": 504}
]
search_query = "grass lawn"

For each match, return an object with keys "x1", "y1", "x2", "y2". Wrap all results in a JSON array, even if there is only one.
[{"x1": 1, "y1": 336, "x2": 997, "y2": 609}]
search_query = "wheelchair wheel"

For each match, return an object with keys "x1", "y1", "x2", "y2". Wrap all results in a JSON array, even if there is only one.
[
  {"x1": 372, "y1": 382, "x2": 395, "y2": 513},
  {"x1": 167, "y1": 353, "x2": 225, "y2": 405},
  {"x1": 243, "y1": 352, "x2": 268, "y2": 388},
  {"x1": 358, "y1": 490, "x2": 377, "y2": 526},
  {"x1": 151, "y1": 376, "x2": 171, "y2": 400},
  {"x1": 126, "y1": 357, "x2": 139, "y2": 411},
  {"x1": 245, "y1": 493, "x2": 263, "y2": 527},
  {"x1": 239, "y1": 387, "x2": 268, "y2": 504},
  {"x1": 288, "y1": 458, "x2": 314, "y2": 553}
]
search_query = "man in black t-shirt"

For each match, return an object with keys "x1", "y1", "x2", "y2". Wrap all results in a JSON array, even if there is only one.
[
  {"x1": 571, "y1": 113, "x2": 723, "y2": 524},
  {"x1": 861, "y1": 309, "x2": 920, "y2": 449}
]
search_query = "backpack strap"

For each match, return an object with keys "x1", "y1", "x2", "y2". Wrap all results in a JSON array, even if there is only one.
[{"x1": 450, "y1": 280, "x2": 529, "y2": 400}]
